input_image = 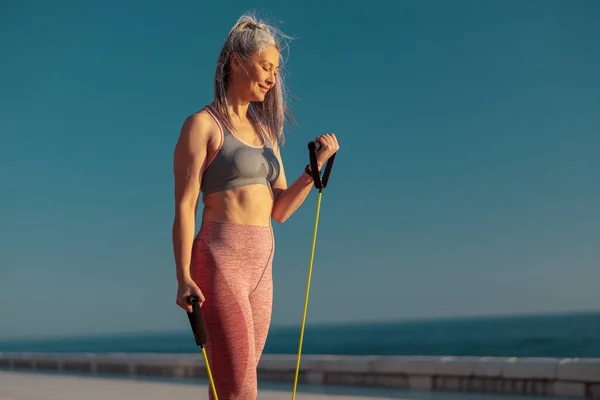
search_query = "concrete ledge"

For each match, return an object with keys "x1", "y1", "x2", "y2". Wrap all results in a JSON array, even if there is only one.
[
  {"x1": 1, "y1": 352, "x2": 599, "y2": 398},
  {"x1": 557, "y1": 358, "x2": 600, "y2": 383},
  {"x1": 502, "y1": 357, "x2": 559, "y2": 379}
]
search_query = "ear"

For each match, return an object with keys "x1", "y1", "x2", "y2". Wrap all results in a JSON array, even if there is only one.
[{"x1": 230, "y1": 53, "x2": 243, "y2": 72}]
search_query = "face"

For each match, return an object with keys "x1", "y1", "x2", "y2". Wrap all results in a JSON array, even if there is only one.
[{"x1": 231, "y1": 45, "x2": 280, "y2": 102}]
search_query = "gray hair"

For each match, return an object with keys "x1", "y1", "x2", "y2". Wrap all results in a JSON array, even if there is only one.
[{"x1": 213, "y1": 12, "x2": 296, "y2": 146}]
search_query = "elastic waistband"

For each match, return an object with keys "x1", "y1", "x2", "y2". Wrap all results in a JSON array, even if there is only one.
[
  {"x1": 197, "y1": 220, "x2": 272, "y2": 238},
  {"x1": 200, "y1": 220, "x2": 272, "y2": 228}
]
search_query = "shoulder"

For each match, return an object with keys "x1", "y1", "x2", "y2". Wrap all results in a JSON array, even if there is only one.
[
  {"x1": 176, "y1": 107, "x2": 221, "y2": 154},
  {"x1": 181, "y1": 108, "x2": 220, "y2": 140}
]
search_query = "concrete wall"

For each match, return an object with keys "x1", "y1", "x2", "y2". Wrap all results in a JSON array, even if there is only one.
[{"x1": 1, "y1": 352, "x2": 599, "y2": 398}]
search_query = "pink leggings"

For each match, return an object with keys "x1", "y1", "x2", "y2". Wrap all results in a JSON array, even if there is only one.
[{"x1": 190, "y1": 221, "x2": 274, "y2": 400}]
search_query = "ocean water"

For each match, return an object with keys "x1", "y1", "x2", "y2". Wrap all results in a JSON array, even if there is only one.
[{"x1": 1, "y1": 312, "x2": 599, "y2": 358}]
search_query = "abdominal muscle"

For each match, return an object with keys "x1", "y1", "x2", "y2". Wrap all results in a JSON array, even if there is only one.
[{"x1": 200, "y1": 184, "x2": 275, "y2": 227}]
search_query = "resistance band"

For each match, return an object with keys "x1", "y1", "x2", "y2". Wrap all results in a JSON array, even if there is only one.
[
  {"x1": 187, "y1": 295, "x2": 219, "y2": 400},
  {"x1": 292, "y1": 140, "x2": 337, "y2": 399}
]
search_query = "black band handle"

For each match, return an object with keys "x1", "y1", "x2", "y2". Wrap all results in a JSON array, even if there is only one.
[
  {"x1": 186, "y1": 295, "x2": 207, "y2": 347},
  {"x1": 308, "y1": 140, "x2": 336, "y2": 190}
]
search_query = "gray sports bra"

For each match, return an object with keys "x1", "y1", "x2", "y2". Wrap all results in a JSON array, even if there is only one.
[{"x1": 201, "y1": 104, "x2": 280, "y2": 195}]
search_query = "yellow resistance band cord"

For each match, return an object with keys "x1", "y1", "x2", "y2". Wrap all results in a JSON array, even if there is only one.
[
  {"x1": 292, "y1": 140, "x2": 336, "y2": 399},
  {"x1": 201, "y1": 346, "x2": 218, "y2": 400},
  {"x1": 292, "y1": 190, "x2": 322, "y2": 400}
]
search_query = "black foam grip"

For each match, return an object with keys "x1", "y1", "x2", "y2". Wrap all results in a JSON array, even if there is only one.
[
  {"x1": 307, "y1": 140, "x2": 336, "y2": 189},
  {"x1": 308, "y1": 142, "x2": 322, "y2": 189},
  {"x1": 308, "y1": 140, "x2": 321, "y2": 152},
  {"x1": 186, "y1": 295, "x2": 207, "y2": 347}
]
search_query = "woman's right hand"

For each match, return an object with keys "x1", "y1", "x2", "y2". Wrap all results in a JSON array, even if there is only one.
[{"x1": 176, "y1": 278, "x2": 205, "y2": 313}]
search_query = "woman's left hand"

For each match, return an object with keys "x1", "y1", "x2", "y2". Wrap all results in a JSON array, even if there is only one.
[{"x1": 314, "y1": 133, "x2": 340, "y2": 170}]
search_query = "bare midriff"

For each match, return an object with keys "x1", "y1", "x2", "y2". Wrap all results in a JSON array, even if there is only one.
[{"x1": 200, "y1": 184, "x2": 275, "y2": 227}]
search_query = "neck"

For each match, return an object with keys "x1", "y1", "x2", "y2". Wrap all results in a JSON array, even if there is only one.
[{"x1": 225, "y1": 83, "x2": 251, "y2": 123}]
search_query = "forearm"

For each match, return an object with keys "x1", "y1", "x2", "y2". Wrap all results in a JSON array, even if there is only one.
[
  {"x1": 172, "y1": 207, "x2": 196, "y2": 282},
  {"x1": 271, "y1": 169, "x2": 316, "y2": 223}
]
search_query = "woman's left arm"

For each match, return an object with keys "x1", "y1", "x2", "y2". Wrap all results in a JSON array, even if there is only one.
[{"x1": 271, "y1": 133, "x2": 339, "y2": 223}]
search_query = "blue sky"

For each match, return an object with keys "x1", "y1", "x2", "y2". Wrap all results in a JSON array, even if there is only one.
[{"x1": 1, "y1": 0, "x2": 599, "y2": 340}]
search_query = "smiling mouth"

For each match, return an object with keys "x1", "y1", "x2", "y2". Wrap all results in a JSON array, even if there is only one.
[{"x1": 259, "y1": 85, "x2": 269, "y2": 93}]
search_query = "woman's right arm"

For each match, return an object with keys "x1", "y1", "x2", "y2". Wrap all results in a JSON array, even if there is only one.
[{"x1": 172, "y1": 112, "x2": 212, "y2": 310}]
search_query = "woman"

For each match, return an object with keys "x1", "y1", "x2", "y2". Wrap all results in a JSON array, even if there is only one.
[{"x1": 171, "y1": 13, "x2": 339, "y2": 399}]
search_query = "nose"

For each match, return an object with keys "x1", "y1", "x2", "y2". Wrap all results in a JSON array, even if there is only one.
[{"x1": 265, "y1": 72, "x2": 275, "y2": 86}]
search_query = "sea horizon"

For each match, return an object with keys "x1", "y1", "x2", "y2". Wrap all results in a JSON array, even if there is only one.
[
  {"x1": 2, "y1": 308, "x2": 599, "y2": 343},
  {"x1": 2, "y1": 309, "x2": 599, "y2": 359}
]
